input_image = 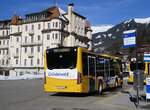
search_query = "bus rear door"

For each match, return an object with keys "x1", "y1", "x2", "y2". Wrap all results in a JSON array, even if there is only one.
[{"x1": 88, "y1": 56, "x2": 96, "y2": 92}]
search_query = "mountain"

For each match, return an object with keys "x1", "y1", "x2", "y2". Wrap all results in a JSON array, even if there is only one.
[
  {"x1": 92, "y1": 17, "x2": 150, "y2": 55},
  {"x1": 91, "y1": 25, "x2": 113, "y2": 34}
]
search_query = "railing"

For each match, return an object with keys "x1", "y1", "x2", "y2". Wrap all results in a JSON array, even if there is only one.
[
  {"x1": 21, "y1": 40, "x2": 42, "y2": 46},
  {"x1": 28, "y1": 52, "x2": 34, "y2": 58},
  {"x1": 28, "y1": 30, "x2": 34, "y2": 36},
  {"x1": 13, "y1": 53, "x2": 19, "y2": 58},
  {"x1": 0, "y1": 45, "x2": 9, "y2": 49}
]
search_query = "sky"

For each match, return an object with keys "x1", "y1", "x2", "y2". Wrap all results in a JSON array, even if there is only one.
[{"x1": 0, "y1": 0, "x2": 150, "y2": 26}]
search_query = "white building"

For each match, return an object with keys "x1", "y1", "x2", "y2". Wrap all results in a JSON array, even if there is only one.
[{"x1": 0, "y1": 3, "x2": 92, "y2": 76}]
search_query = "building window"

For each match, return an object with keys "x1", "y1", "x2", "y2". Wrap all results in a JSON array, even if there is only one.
[
  {"x1": 24, "y1": 47, "x2": 27, "y2": 53},
  {"x1": 17, "y1": 37, "x2": 19, "y2": 42},
  {"x1": 2, "y1": 31, "x2": 4, "y2": 36},
  {"x1": 6, "y1": 30, "x2": 9, "y2": 35},
  {"x1": 2, "y1": 59, "x2": 4, "y2": 65},
  {"x1": 24, "y1": 59, "x2": 27, "y2": 66},
  {"x1": 10, "y1": 37, "x2": 12, "y2": 42},
  {"x1": 10, "y1": 27, "x2": 12, "y2": 32},
  {"x1": 55, "y1": 33, "x2": 58, "y2": 39},
  {"x1": 0, "y1": 41, "x2": 1, "y2": 45},
  {"x1": 38, "y1": 24, "x2": 41, "y2": 30},
  {"x1": 3, "y1": 40, "x2": 5, "y2": 45},
  {"x1": 52, "y1": 33, "x2": 54, "y2": 39},
  {"x1": 16, "y1": 59, "x2": 18, "y2": 65},
  {"x1": 31, "y1": 24, "x2": 34, "y2": 30},
  {"x1": 6, "y1": 60, "x2": 8, "y2": 65},
  {"x1": 38, "y1": 46, "x2": 40, "y2": 52},
  {"x1": 0, "y1": 50, "x2": 1, "y2": 55},
  {"x1": 31, "y1": 36, "x2": 34, "y2": 43},
  {"x1": 48, "y1": 23, "x2": 51, "y2": 29},
  {"x1": 31, "y1": 47, "x2": 34, "y2": 53},
  {"x1": 47, "y1": 34, "x2": 50, "y2": 40},
  {"x1": 31, "y1": 59, "x2": 33, "y2": 66},
  {"x1": 38, "y1": 35, "x2": 40, "y2": 41},
  {"x1": 25, "y1": 36, "x2": 27, "y2": 43},
  {"x1": 56, "y1": 22, "x2": 58, "y2": 27},
  {"x1": 16, "y1": 48, "x2": 19, "y2": 53},
  {"x1": 3, "y1": 50, "x2": 5, "y2": 55},
  {"x1": 37, "y1": 59, "x2": 40, "y2": 65},
  {"x1": 18, "y1": 26, "x2": 20, "y2": 32},
  {"x1": 6, "y1": 50, "x2": 8, "y2": 55},
  {"x1": 7, "y1": 40, "x2": 9, "y2": 45},
  {"x1": 25, "y1": 25, "x2": 28, "y2": 31},
  {"x1": 53, "y1": 22, "x2": 55, "y2": 27}
]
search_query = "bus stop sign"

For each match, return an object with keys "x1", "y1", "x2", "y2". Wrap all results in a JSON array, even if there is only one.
[{"x1": 146, "y1": 77, "x2": 150, "y2": 99}]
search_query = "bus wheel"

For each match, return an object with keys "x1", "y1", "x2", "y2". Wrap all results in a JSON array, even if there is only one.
[{"x1": 98, "y1": 81, "x2": 103, "y2": 95}]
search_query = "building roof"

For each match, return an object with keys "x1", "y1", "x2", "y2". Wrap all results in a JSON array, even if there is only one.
[
  {"x1": 73, "y1": 11, "x2": 86, "y2": 19},
  {"x1": 0, "y1": 19, "x2": 11, "y2": 23},
  {"x1": 25, "y1": 6, "x2": 66, "y2": 21}
]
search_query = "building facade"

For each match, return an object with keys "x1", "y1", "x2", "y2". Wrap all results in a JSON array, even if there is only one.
[{"x1": 0, "y1": 4, "x2": 92, "y2": 76}]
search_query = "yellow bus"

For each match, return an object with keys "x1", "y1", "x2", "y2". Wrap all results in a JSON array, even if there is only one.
[
  {"x1": 128, "y1": 61, "x2": 150, "y2": 84},
  {"x1": 44, "y1": 47, "x2": 123, "y2": 94}
]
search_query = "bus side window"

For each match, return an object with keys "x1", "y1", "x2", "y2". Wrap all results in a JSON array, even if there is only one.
[
  {"x1": 82, "y1": 52, "x2": 88, "y2": 76},
  {"x1": 89, "y1": 57, "x2": 95, "y2": 76},
  {"x1": 96, "y1": 58, "x2": 105, "y2": 77},
  {"x1": 110, "y1": 59, "x2": 115, "y2": 77}
]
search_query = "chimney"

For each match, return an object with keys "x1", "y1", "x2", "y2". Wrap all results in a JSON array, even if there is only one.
[
  {"x1": 68, "y1": 3, "x2": 74, "y2": 33},
  {"x1": 68, "y1": 3, "x2": 74, "y2": 15}
]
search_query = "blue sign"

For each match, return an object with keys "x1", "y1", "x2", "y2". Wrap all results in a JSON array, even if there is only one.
[
  {"x1": 146, "y1": 77, "x2": 150, "y2": 99},
  {"x1": 123, "y1": 30, "x2": 136, "y2": 48},
  {"x1": 144, "y1": 53, "x2": 150, "y2": 62}
]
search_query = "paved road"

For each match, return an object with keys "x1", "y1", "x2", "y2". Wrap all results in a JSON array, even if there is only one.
[{"x1": 0, "y1": 79, "x2": 149, "y2": 110}]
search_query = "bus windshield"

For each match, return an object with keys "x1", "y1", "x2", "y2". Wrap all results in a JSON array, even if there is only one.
[{"x1": 46, "y1": 48, "x2": 77, "y2": 69}]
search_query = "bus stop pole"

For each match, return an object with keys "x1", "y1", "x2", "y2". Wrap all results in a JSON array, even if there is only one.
[{"x1": 135, "y1": 30, "x2": 139, "y2": 108}]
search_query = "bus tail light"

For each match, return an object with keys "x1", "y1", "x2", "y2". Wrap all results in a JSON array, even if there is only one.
[
  {"x1": 77, "y1": 72, "x2": 82, "y2": 84},
  {"x1": 44, "y1": 72, "x2": 46, "y2": 84}
]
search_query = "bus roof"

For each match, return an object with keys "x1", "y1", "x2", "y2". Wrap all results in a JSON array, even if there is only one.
[{"x1": 99, "y1": 54, "x2": 121, "y2": 60}]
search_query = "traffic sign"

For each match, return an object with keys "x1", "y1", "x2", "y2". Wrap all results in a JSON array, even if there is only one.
[
  {"x1": 144, "y1": 53, "x2": 150, "y2": 62},
  {"x1": 123, "y1": 30, "x2": 136, "y2": 48}
]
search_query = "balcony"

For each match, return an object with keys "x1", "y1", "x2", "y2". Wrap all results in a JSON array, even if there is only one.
[
  {"x1": 0, "y1": 45, "x2": 9, "y2": 49},
  {"x1": 0, "y1": 35, "x2": 9, "y2": 39},
  {"x1": 21, "y1": 41, "x2": 42, "y2": 47},
  {"x1": 28, "y1": 30, "x2": 34, "y2": 36},
  {"x1": 10, "y1": 32, "x2": 22, "y2": 36},
  {"x1": 51, "y1": 40, "x2": 61, "y2": 46},
  {"x1": 28, "y1": 52, "x2": 34, "y2": 58},
  {"x1": 13, "y1": 53, "x2": 19, "y2": 58}
]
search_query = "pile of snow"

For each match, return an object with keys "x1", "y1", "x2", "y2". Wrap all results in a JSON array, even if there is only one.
[
  {"x1": 91, "y1": 25, "x2": 113, "y2": 34},
  {"x1": 0, "y1": 74, "x2": 43, "y2": 80}
]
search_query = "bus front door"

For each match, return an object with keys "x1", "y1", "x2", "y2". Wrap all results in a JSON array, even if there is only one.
[{"x1": 88, "y1": 56, "x2": 96, "y2": 92}]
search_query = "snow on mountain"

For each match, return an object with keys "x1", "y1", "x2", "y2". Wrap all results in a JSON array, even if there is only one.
[
  {"x1": 91, "y1": 25, "x2": 113, "y2": 34},
  {"x1": 124, "y1": 17, "x2": 150, "y2": 24},
  {"x1": 134, "y1": 17, "x2": 150, "y2": 24}
]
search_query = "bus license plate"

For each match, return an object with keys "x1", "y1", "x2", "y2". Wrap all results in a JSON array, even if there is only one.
[{"x1": 56, "y1": 86, "x2": 66, "y2": 89}]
